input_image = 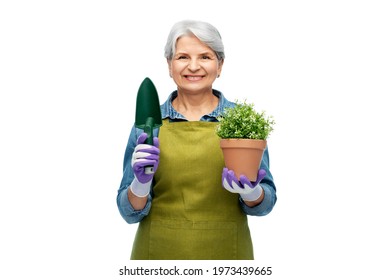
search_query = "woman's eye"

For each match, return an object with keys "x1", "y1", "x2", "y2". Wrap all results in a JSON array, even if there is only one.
[
  {"x1": 178, "y1": 56, "x2": 187, "y2": 59},
  {"x1": 201, "y1": 55, "x2": 211, "y2": 59}
]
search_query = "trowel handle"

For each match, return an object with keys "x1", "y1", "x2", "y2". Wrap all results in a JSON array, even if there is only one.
[
  {"x1": 144, "y1": 117, "x2": 155, "y2": 174},
  {"x1": 144, "y1": 117, "x2": 154, "y2": 145}
]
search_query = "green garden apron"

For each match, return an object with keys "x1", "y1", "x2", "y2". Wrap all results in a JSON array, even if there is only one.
[{"x1": 131, "y1": 120, "x2": 254, "y2": 260}]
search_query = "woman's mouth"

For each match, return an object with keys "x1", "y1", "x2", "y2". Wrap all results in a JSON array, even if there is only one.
[{"x1": 184, "y1": 75, "x2": 204, "y2": 81}]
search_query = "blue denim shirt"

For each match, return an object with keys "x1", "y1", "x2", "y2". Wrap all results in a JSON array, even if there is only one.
[{"x1": 117, "y1": 89, "x2": 277, "y2": 224}]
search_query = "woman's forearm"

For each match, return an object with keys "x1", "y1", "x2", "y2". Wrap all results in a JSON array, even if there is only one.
[
  {"x1": 127, "y1": 188, "x2": 148, "y2": 210},
  {"x1": 242, "y1": 188, "x2": 264, "y2": 207}
]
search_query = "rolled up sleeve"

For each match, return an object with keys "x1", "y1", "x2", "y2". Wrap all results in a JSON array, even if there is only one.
[
  {"x1": 116, "y1": 126, "x2": 153, "y2": 223},
  {"x1": 117, "y1": 187, "x2": 152, "y2": 224}
]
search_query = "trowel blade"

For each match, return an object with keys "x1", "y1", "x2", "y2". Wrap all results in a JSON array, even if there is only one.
[{"x1": 135, "y1": 77, "x2": 162, "y2": 131}]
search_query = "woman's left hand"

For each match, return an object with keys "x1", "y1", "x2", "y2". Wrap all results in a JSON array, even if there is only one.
[{"x1": 222, "y1": 168, "x2": 266, "y2": 202}]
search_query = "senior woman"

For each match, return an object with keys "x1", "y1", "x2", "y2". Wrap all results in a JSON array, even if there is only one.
[{"x1": 117, "y1": 20, "x2": 277, "y2": 260}]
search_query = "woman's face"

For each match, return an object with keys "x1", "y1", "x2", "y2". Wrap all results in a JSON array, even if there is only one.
[{"x1": 168, "y1": 35, "x2": 223, "y2": 95}]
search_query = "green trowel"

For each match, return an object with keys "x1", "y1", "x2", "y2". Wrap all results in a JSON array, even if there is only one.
[{"x1": 135, "y1": 77, "x2": 162, "y2": 174}]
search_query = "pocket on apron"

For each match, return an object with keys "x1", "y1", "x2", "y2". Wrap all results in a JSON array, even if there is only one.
[{"x1": 149, "y1": 219, "x2": 237, "y2": 260}]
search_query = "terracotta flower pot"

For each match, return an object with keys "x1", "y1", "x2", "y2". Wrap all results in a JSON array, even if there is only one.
[{"x1": 220, "y1": 139, "x2": 267, "y2": 181}]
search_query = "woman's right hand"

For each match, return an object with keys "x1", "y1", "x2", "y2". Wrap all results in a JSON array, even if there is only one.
[
  {"x1": 130, "y1": 133, "x2": 160, "y2": 197},
  {"x1": 132, "y1": 132, "x2": 160, "y2": 183}
]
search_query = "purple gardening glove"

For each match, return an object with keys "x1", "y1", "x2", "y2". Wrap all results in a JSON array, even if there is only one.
[
  {"x1": 130, "y1": 133, "x2": 160, "y2": 197},
  {"x1": 132, "y1": 132, "x2": 160, "y2": 183},
  {"x1": 222, "y1": 168, "x2": 266, "y2": 202}
]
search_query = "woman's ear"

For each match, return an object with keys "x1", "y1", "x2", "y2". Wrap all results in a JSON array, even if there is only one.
[
  {"x1": 217, "y1": 59, "x2": 224, "y2": 77},
  {"x1": 167, "y1": 59, "x2": 172, "y2": 77}
]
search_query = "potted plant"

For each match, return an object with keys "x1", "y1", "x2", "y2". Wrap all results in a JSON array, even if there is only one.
[{"x1": 216, "y1": 100, "x2": 275, "y2": 181}]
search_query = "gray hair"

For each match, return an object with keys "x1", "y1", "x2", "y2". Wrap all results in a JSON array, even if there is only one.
[{"x1": 164, "y1": 20, "x2": 225, "y2": 61}]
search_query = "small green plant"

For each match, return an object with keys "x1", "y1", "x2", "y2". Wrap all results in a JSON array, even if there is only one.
[{"x1": 216, "y1": 100, "x2": 275, "y2": 140}]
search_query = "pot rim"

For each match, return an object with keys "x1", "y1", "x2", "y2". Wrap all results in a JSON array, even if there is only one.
[{"x1": 220, "y1": 138, "x2": 267, "y2": 149}]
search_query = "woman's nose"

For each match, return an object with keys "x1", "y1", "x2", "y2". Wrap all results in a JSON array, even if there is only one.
[{"x1": 188, "y1": 59, "x2": 200, "y2": 71}]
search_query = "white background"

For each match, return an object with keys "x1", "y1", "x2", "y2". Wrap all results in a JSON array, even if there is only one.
[{"x1": 1, "y1": 0, "x2": 389, "y2": 279}]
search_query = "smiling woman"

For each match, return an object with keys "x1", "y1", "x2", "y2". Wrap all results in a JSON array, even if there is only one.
[
  {"x1": 116, "y1": 19, "x2": 277, "y2": 260},
  {"x1": 169, "y1": 35, "x2": 223, "y2": 120}
]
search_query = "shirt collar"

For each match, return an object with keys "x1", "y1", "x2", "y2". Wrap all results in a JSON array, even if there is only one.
[{"x1": 160, "y1": 89, "x2": 234, "y2": 121}]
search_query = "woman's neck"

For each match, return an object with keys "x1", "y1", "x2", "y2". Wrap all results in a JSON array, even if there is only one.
[{"x1": 172, "y1": 90, "x2": 219, "y2": 121}]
